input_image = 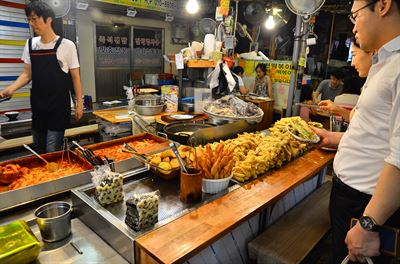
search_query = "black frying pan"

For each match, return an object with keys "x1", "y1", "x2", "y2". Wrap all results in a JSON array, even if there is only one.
[{"x1": 163, "y1": 122, "x2": 215, "y2": 145}]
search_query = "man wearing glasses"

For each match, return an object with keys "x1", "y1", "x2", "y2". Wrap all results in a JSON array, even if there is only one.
[{"x1": 314, "y1": 0, "x2": 400, "y2": 263}]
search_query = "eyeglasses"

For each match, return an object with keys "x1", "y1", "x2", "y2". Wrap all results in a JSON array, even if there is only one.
[
  {"x1": 27, "y1": 16, "x2": 40, "y2": 23},
  {"x1": 348, "y1": 0, "x2": 378, "y2": 24}
]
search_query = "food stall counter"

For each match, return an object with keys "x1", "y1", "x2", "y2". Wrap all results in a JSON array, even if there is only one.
[{"x1": 135, "y1": 149, "x2": 334, "y2": 264}]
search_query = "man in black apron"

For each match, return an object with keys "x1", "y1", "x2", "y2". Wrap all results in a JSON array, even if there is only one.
[{"x1": 0, "y1": 1, "x2": 83, "y2": 153}]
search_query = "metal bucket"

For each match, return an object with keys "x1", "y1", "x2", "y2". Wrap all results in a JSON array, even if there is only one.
[{"x1": 34, "y1": 201, "x2": 72, "y2": 242}]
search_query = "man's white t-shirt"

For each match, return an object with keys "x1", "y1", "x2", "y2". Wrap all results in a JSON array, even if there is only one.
[{"x1": 21, "y1": 36, "x2": 80, "y2": 74}]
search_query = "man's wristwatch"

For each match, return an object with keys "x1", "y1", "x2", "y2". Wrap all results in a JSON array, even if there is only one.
[{"x1": 359, "y1": 215, "x2": 381, "y2": 232}]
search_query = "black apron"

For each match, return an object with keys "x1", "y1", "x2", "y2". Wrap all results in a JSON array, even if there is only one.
[{"x1": 29, "y1": 37, "x2": 72, "y2": 131}]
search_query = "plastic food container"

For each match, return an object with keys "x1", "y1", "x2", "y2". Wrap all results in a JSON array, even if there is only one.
[
  {"x1": 202, "y1": 175, "x2": 232, "y2": 194},
  {"x1": 0, "y1": 220, "x2": 42, "y2": 264}
]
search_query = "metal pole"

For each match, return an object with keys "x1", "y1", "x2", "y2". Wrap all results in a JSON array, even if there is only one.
[
  {"x1": 232, "y1": 0, "x2": 239, "y2": 56},
  {"x1": 325, "y1": 13, "x2": 335, "y2": 79},
  {"x1": 286, "y1": 15, "x2": 302, "y2": 117},
  {"x1": 292, "y1": 21, "x2": 310, "y2": 116}
]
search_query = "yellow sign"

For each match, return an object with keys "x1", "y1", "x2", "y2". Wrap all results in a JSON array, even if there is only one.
[
  {"x1": 219, "y1": 0, "x2": 230, "y2": 16},
  {"x1": 239, "y1": 59, "x2": 292, "y2": 84},
  {"x1": 266, "y1": 61, "x2": 292, "y2": 84},
  {"x1": 96, "y1": 0, "x2": 178, "y2": 13}
]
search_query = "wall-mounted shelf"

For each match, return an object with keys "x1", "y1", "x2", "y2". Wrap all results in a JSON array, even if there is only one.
[{"x1": 186, "y1": 59, "x2": 217, "y2": 68}]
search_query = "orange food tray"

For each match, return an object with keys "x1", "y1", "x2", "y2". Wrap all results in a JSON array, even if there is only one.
[
  {"x1": 0, "y1": 151, "x2": 93, "y2": 192},
  {"x1": 84, "y1": 133, "x2": 170, "y2": 162}
]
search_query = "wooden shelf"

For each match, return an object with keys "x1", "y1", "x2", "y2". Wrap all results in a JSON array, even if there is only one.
[{"x1": 186, "y1": 59, "x2": 217, "y2": 68}]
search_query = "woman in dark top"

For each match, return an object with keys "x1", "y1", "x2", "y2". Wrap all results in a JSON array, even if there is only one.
[{"x1": 253, "y1": 63, "x2": 273, "y2": 99}]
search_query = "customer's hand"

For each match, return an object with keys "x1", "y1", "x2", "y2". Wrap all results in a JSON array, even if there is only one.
[
  {"x1": 318, "y1": 100, "x2": 340, "y2": 114},
  {"x1": 75, "y1": 104, "x2": 83, "y2": 120},
  {"x1": 345, "y1": 222, "x2": 380, "y2": 262},
  {"x1": 311, "y1": 127, "x2": 336, "y2": 148},
  {"x1": 0, "y1": 88, "x2": 13, "y2": 98}
]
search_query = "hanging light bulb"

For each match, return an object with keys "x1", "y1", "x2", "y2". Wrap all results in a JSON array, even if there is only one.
[
  {"x1": 265, "y1": 15, "x2": 276, "y2": 30},
  {"x1": 186, "y1": 0, "x2": 199, "y2": 14}
]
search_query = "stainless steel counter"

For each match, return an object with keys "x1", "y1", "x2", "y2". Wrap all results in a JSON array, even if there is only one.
[
  {"x1": 33, "y1": 219, "x2": 128, "y2": 264},
  {"x1": 0, "y1": 196, "x2": 128, "y2": 264}
]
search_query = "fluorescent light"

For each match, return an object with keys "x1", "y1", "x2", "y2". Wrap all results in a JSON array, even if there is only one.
[
  {"x1": 165, "y1": 13, "x2": 174, "y2": 22},
  {"x1": 127, "y1": 7, "x2": 137, "y2": 17},
  {"x1": 265, "y1": 15, "x2": 276, "y2": 30},
  {"x1": 186, "y1": 0, "x2": 199, "y2": 14},
  {"x1": 76, "y1": 0, "x2": 88, "y2": 10}
]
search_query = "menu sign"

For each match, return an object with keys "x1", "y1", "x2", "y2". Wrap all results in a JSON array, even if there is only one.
[
  {"x1": 96, "y1": 0, "x2": 178, "y2": 13},
  {"x1": 133, "y1": 28, "x2": 163, "y2": 67},
  {"x1": 96, "y1": 25, "x2": 130, "y2": 67}
]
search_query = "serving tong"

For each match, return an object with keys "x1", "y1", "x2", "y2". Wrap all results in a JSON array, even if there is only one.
[
  {"x1": 169, "y1": 142, "x2": 188, "y2": 174},
  {"x1": 121, "y1": 143, "x2": 148, "y2": 163},
  {"x1": 72, "y1": 141, "x2": 104, "y2": 166},
  {"x1": 0, "y1": 96, "x2": 11, "y2": 103}
]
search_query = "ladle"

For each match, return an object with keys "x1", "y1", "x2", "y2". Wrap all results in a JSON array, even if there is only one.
[{"x1": 23, "y1": 144, "x2": 58, "y2": 172}]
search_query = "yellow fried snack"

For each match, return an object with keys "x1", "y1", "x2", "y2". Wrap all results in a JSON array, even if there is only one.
[
  {"x1": 162, "y1": 157, "x2": 170, "y2": 163},
  {"x1": 170, "y1": 158, "x2": 180, "y2": 169},
  {"x1": 158, "y1": 162, "x2": 172, "y2": 171},
  {"x1": 150, "y1": 155, "x2": 162, "y2": 166}
]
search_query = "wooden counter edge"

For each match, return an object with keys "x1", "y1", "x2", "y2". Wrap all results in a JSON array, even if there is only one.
[{"x1": 135, "y1": 149, "x2": 335, "y2": 264}]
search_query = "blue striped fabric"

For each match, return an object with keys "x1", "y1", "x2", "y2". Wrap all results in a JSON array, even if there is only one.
[
  {"x1": 0, "y1": 76, "x2": 18, "y2": 81},
  {"x1": 0, "y1": 19, "x2": 29, "y2": 28}
]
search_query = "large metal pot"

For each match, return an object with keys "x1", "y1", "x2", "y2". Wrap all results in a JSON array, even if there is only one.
[
  {"x1": 34, "y1": 201, "x2": 72, "y2": 242},
  {"x1": 163, "y1": 122, "x2": 215, "y2": 145}
]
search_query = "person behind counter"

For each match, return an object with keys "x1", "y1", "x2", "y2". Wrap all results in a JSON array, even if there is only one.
[
  {"x1": 0, "y1": 1, "x2": 83, "y2": 154},
  {"x1": 232, "y1": 66, "x2": 249, "y2": 95},
  {"x1": 312, "y1": 69, "x2": 344, "y2": 103},
  {"x1": 319, "y1": 39, "x2": 373, "y2": 122},
  {"x1": 314, "y1": 0, "x2": 400, "y2": 262},
  {"x1": 253, "y1": 63, "x2": 273, "y2": 99}
]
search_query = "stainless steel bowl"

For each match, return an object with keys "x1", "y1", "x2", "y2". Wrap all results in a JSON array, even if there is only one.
[
  {"x1": 135, "y1": 95, "x2": 161, "y2": 106},
  {"x1": 34, "y1": 201, "x2": 72, "y2": 242},
  {"x1": 134, "y1": 103, "x2": 164, "y2": 116},
  {"x1": 203, "y1": 108, "x2": 264, "y2": 125}
]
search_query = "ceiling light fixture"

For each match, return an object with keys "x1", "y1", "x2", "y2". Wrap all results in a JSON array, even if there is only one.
[
  {"x1": 186, "y1": 0, "x2": 199, "y2": 14},
  {"x1": 127, "y1": 7, "x2": 137, "y2": 17},
  {"x1": 265, "y1": 15, "x2": 276, "y2": 30}
]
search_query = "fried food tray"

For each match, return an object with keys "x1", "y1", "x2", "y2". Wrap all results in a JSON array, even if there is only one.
[{"x1": 0, "y1": 151, "x2": 94, "y2": 212}]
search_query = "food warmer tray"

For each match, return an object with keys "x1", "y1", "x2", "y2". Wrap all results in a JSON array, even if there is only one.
[
  {"x1": 0, "y1": 151, "x2": 94, "y2": 212},
  {"x1": 83, "y1": 132, "x2": 170, "y2": 155},
  {"x1": 76, "y1": 133, "x2": 166, "y2": 173},
  {"x1": 71, "y1": 168, "x2": 239, "y2": 263}
]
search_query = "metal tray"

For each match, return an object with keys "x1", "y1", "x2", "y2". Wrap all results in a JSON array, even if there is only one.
[
  {"x1": 0, "y1": 151, "x2": 94, "y2": 212},
  {"x1": 71, "y1": 168, "x2": 239, "y2": 263},
  {"x1": 84, "y1": 132, "x2": 170, "y2": 155}
]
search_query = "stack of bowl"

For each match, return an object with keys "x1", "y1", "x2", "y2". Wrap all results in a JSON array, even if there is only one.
[{"x1": 134, "y1": 95, "x2": 164, "y2": 116}]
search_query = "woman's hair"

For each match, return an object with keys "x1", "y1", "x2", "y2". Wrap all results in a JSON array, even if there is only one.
[
  {"x1": 255, "y1": 63, "x2": 267, "y2": 75},
  {"x1": 232, "y1": 66, "x2": 244, "y2": 75},
  {"x1": 25, "y1": 1, "x2": 55, "y2": 26}
]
